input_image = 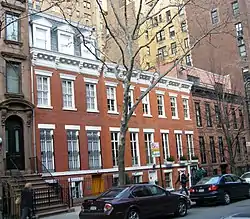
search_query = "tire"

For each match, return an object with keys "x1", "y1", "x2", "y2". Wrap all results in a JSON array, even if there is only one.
[
  {"x1": 126, "y1": 209, "x2": 140, "y2": 219},
  {"x1": 223, "y1": 192, "x2": 231, "y2": 205},
  {"x1": 174, "y1": 200, "x2": 187, "y2": 217}
]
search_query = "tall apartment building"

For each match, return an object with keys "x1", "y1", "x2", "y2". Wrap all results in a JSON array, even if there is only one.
[{"x1": 0, "y1": 0, "x2": 33, "y2": 174}]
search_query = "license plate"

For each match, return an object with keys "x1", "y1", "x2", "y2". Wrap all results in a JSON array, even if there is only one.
[
  {"x1": 90, "y1": 206, "x2": 97, "y2": 211},
  {"x1": 199, "y1": 189, "x2": 204, "y2": 192}
]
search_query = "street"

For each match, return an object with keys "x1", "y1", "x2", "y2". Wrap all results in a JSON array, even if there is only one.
[{"x1": 45, "y1": 199, "x2": 250, "y2": 219}]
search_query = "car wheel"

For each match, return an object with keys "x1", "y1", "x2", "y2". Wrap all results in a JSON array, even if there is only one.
[
  {"x1": 174, "y1": 200, "x2": 187, "y2": 217},
  {"x1": 127, "y1": 209, "x2": 140, "y2": 219},
  {"x1": 223, "y1": 192, "x2": 231, "y2": 205}
]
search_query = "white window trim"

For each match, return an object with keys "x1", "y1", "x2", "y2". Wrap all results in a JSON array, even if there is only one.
[
  {"x1": 129, "y1": 128, "x2": 139, "y2": 132},
  {"x1": 109, "y1": 127, "x2": 120, "y2": 132},
  {"x1": 70, "y1": 180, "x2": 83, "y2": 199},
  {"x1": 111, "y1": 131, "x2": 120, "y2": 167},
  {"x1": 60, "y1": 73, "x2": 76, "y2": 81},
  {"x1": 130, "y1": 132, "x2": 141, "y2": 166},
  {"x1": 156, "y1": 90, "x2": 165, "y2": 95},
  {"x1": 160, "y1": 129, "x2": 169, "y2": 133},
  {"x1": 157, "y1": 94, "x2": 166, "y2": 118},
  {"x1": 106, "y1": 86, "x2": 118, "y2": 114},
  {"x1": 176, "y1": 133, "x2": 183, "y2": 158},
  {"x1": 36, "y1": 70, "x2": 53, "y2": 109},
  {"x1": 169, "y1": 92, "x2": 178, "y2": 97},
  {"x1": 143, "y1": 128, "x2": 155, "y2": 133},
  {"x1": 85, "y1": 126, "x2": 102, "y2": 131},
  {"x1": 57, "y1": 29, "x2": 74, "y2": 55},
  {"x1": 33, "y1": 24, "x2": 51, "y2": 50},
  {"x1": 84, "y1": 77, "x2": 99, "y2": 84},
  {"x1": 187, "y1": 134, "x2": 195, "y2": 160},
  {"x1": 61, "y1": 79, "x2": 76, "y2": 111},
  {"x1": 162, "y1": 132, "x2": 170, "y2": 159},
  {"x1": 141, "y1": 92, "x2": 152, "y2": 117},
  {"x1": 184, "y1": 130, "x2": 194, "y2": 134},
  {"x1": 132, "y1": 171, "x2": 143, "y2": 176},
  {"x1": 174, "y1": 130, "x2": 182, "y2": 134},
  {"x1": 128, "y1": 89, "x2": 136, "y2": 116},
  {"x1": 164, "y1": 171, "x2": 173, "y2": 189},
  {"x1": 182, "y1": 98, "x2": 190, "y2": 120},
  {"x1": 144, "y1": 132, "x2": 156, "y2": 164},
  {"x1": 105, "y1": 81, "x2": 118, "y2": 87},
  {"x1": 65, "y1": 125, "x2": 80, "y2": 130},
  {"x1": 170, "y1": 95, "x2": 179, "y2": 119},
  {"x1": 181, "y1": 95, "x2": 189, "y2": 99},
  {"x1": 38, "y1": 124, "x2": 55, "y2": 129}
]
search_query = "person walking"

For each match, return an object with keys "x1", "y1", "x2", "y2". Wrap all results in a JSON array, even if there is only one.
[
  {"x1": 175, "y1": 171, "x2": 189, "y2": 196},
  {"x1": 20, "y1": 183, "x2": 34, "y2": 219}
]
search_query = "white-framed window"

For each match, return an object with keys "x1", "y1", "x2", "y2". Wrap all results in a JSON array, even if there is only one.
[
  {"x1": 87, "y1": 131, "x2": 102, "y2": 169},
  {"x1": 211, "y1": 8, "x2": 219, "y2": 24},
  {"x1": 130, "y1": 132, "x2": 140, "y2": 166},
  {"x1": 144, "y1": 132, "x2": 154, "y2": 164},
  {"x1": 161, "y1": 133, "x2": 170, "y2": 160},
  {"x1": 85, "y1": 83, "x2": 98, "y2": 112},
  {"x1": 186, "y1": 134, "x2": 195, "y2": 160},
  {"x1": 67, "y1": 130, "x2": 80, "y2": 170},
  {"x1": 128, "y1": 88, "x2": 135, "y2": 114},
  {"x1": 175, "y1": 133, "x2": 183, "y2": 159},
  {"x1": 164, "y1": 172, "x2": 173, "y2": 188},
  {"x1": 141, "y1": 89, "x2": 151, "y2": 116},
  {"x1": 62, "y1": 80, "x2": 75, "y2": 110},
  {"x1": 235, "y1": 22, "x2": 243, "y2": 37},
  {"x1": 70, "y1": 180, "x2": 83, "y2": 199},
  {"x1": 81, "y1": 38, "x2": 96, "y2": 59},
  {"x1": 170, "y1": 96, "x2": 178, "y2": 119},
  {"x1": 6, "y1": 61, "x2": 21, "y2": 94},
  {"x1": 182, "y1": 98, "x2": 190, "y2": 120},
  {"x1": 57, "y1": 25, "x2": 74, "y2": 55},
  {"x1": 111, "y1": 132, "x2": 119, "y2": 167},
  {"x1": 36, "y1": 71, "x2": 52, "y2": 108},
  {"x1": 5, "y1": 12, "x2": 20, "y2": 41},
  {"x1": 157, "y1": 94, "x2": 165, "y2": 117},
  {"x1": 133, "y1": 175, "x2": 142, "y2": 183},
  {"x1": 106, "y1": 86, "x2": 118, "y2": 113}
]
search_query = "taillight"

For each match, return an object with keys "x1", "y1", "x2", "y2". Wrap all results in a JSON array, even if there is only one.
[
  {"x1": 189, "y1": 188, "x2": 195, "y2": 193},
  {"x1": 104, "y1": 203, "x2": 113, "y2": 212},
  {"x1": 208, "y1": 185, "x2": 218, "y2": 191}
]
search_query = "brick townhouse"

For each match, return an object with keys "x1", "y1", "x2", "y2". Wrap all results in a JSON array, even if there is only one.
[{"x1": 29, "y1": 13, "x2": 199, "y2": 198}]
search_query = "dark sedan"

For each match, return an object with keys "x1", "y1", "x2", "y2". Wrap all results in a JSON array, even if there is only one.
[
  {"x1": 189, "y1": 174, "x2": 250, "y2": 205},
  {"x1": 79, "y1": 183, "x2": 189, "y2": 219}
]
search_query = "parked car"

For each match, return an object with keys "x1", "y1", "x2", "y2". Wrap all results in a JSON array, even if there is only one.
[
  {"x1": 189, "y1": 174, "x2": 250, "y2": 205},
  {"x1": 241, "y1": 172, "x2": 250, "y2": 183},
  {"x1": 79, "y1": 184, "x2": 189, "y2": 219},
  {"x1": 167, "y1": 188, "x2": 192, "y2": 208}
]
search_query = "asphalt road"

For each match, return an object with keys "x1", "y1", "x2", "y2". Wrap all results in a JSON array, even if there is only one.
[{"x1": 45, "y1": 199, "x2": 250, "y2": 219}]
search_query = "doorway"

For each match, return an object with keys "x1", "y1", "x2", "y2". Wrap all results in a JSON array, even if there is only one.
[
  {"x1": 91, "y1": 175, "x2": 104, "y2": 195},
  {"x1": 5, "y1": 116, "x2": 25, "y2": 170}
]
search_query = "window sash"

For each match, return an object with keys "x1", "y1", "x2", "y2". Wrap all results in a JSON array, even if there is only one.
[
  {"x1": 107, "y1": 86, "x2": 116, "y2": 111},
  {"x1": 130, "y1": 132, "x2": 139, "y2": 165},
  {"x1": 67, "y1": 130, "x2": 80, "y2": 170},
  {"x1": 6, "y1": 13, "x2": 19, "y2": 41},
  {"x1": 199, "y1": 136, "x2": 206, "y2": 164},
  {"x1": 186, "y1": 134, "x2": 194, "y2": 160},
  {"x1": 157, "y1": 95, "x2": 164, "y2": 116},
  {"x1": 6, "y1": 62, "x2": 21, "y2": 94},
  {"x1": 175, "y1": 134, "x2": 183, "y2": 159},
  {"x1": 37, "y1": 76, "x2": 49, "y2": 106},
  {"x1": 161, "y1": 133, "x2": 169, "y2": 160},
  {"x1": 142, "y1": 93, "x2": 150, "y2": 115},
  {"x1": 71, "y1": 181, "x2": 83, "y2": 199},
  {"x1": 86, "y1": 83, "x2": 97, "y2": 110},
  {"x1": 144, "y1": 133, "x2": 153, "y2": 164},
  {"x1": 62, "y1": 80, "x2": 73, "y2": 108},
  {"x1": 87, "y1": 131, "x2": 101, "y2": 169},
  {"x1": 111, "y1": 132, "x2": 119, "y2": 167},
  {"x1": 170, "y1": 97, "x2": 177, "y2": 117},
  {"x1": 183, "y1": 99, "x2": 189, "y2": 119}
]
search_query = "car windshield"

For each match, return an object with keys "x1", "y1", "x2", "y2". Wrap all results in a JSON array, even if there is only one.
[
  {"x1": 241, "y1": 173, "x2": 250, "y2": 179},
  {"x1": 196, "y1": 176, "x2": 220, "y2": 185},
  {"x1": 100, "y1": 187, "x2": 129, "y2": 198}
]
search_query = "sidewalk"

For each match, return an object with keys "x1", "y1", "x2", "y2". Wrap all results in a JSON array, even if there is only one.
[{"x1": 44, "y1": 206, "x2": 81, "y2": 219}]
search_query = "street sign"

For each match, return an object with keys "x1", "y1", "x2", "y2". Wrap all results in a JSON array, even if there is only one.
[{"x1": 151, "y1": 142, "x2": 160, "y2": 157}]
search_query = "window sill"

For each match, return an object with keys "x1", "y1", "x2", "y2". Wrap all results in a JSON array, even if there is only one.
[
  {"x1": 87, "y1": 109, "x2": 100, "y2": 113},
  {"x1": 63, "y1": 107, "x2": 77, "y2": 111},
  {"x1": 184, "y1": 118, "x2": 191, "y2": 121},
  {"x1": 37, "y1": 105, "x2": 53, "y2": 109},
  {"x1": 143, "y1": 114, "x2": 152, "y2": 118},
  {"x1": 4, "y1": 39, "x2": 23, "y2": 47},
  {"x1": 172, "y1": 117, "x2": 179, "y2": 120},
  {"x1": 5, "y1": 93, "x2": 24, "y2": 99},
  {"x1": 132, "y1": 113, "x2": 136, "y2": 116},
  {"x1": 158, "y1": 115, "x2": 167, "y2": 119},
  {"x1": 108, "y1": 111, "x2": 119, "y2": 115}
]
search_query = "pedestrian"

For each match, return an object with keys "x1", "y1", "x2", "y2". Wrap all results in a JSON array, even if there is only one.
[
  {"x1": 176, "y1": 171, "x2": 189, "y2": 196},
  {"x1": 20, "y1": 183, "x2": 34, "y2": 219}
]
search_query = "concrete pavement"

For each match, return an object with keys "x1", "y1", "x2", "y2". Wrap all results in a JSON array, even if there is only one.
[{"x1": 43, "y1": 199, "x2": 250, "y2": 219}]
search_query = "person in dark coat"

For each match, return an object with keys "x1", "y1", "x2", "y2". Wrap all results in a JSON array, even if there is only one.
[{"x1": 20, "y1": 183, "x2": 34, "y2": 219}]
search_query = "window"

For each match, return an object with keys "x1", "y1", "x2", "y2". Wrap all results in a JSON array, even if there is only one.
[
  {"x1": 35, "y1": 27, "x2": 49, "y2": 49},
  {"x1": 111, "y1": 132, "x2": 119, "y2": 167},
  {"x1": 145, "y1": 30, "x2": 149, "y2": 40},
  {"x1": 239, "y1": 109, "x2": 244, "y2": 128},
  {"x1": 157, "y1": 94, "x2": 165, "y2": 117},
  {"x1": 209, "y1": 136, "x2": 216, "y2": 163},
  {"x1": 71, "y1": 180, "x2": 83, "y2": 199},
  {"x1": 171, "y1": 42, "x2": 177, "y2": 55},
  {"x1": 178, "y1": 4, "x2": 184, "y2": 15},
  {"x1": 170, "y1": 96, "x2": 178, "y2": 118},
  {"x1": 130, "y1": 132, "x2": 140, "y2": 166},
  {"x1": 224, "y1": 106, "x2": 230, "y2": 129},
  {"x1": 175, "y1": 134, "x2": 183, "y2": 159},
  {"x1": 185, "y1": 55, "x2": 192, "y2": 66},
  {"x1": 211, "y1": 9, "x2": 219, "y2": 24},
  {"x1": 62, "y1": 80, "x2": 75, "y2": 109},
  {"x1": 205, "y1": 103, "x2": 212, "y2": 127},
  {"x1": 156, "y1": 30, "x2": 165, "y2": 42},
  {"x1": 232, "y1": 1, "x2": 239, "y2": 16},
  {"x1": 142, "y1": 92, "x2": 151, "y2": 116},
  {"x1": 86, "y1": 83, "x2": 98, "y2": 111},
  {"x1": 157, "y1": 46, "x2": 167, "y2": 60},
  {"x1": 132, "y1": 186, "x2": 150, "y2": 197},
  {"x1": 40, "y1": 129, "x2": 54, "y2": 172},
  {"x1": 231, "y1": 108, "x2": 238, "y2": 129},
  {"x1": 67, "y1": 130, "x2": 80, "y2": 170},
  {"x1": 181, "y1": 21, "x2": 187, "y2": 32},
  {"x1": 195, "y1": 102, "x2": 202, "y2": 127},
  {"x1": 144, "y1": 133, "x2": 154, "y2": 164},
  {"x1": 128, "y1": 89, "x2": 134, "y2": 112},
  {"x1": 37, "y1": 75, "x2": 51, "y2": 107},
  {"x1": 218, "y1": 137, "x2": 225, "y2": 162},
  {"x1": 158, "y1": 14, "x2": 162, "y2": 23},
  {"x1": 214, "y1": 104, "x2": 221, "y2": 128},
  {"x1": 87, "y1": 131, "x2": 101, "y2": 169},
  {"x1": 152, "y1": 16, "x2": 158, "y2": 27},
  {"x1": 166, "y1": 10, "x2": 171, "y2": 22},
  {"x1": 107, "y1": 86, "x2": 117, "y2": 113},
  {"x1": 182, "y1": 98, "x2": 190, "y2": 119},
  {"x1": 187, "y1": 75, "x2": 200, "y2": 84},
  {"x1": 186, "y1": 134, "x2": 194, "y2": 160},
  {"x1": 5, "y1": 13, "x2": 20, "y2": 41},
  {"x1": 239, "y1": 44, "x2": 247, "y2": 57},
  {"x1": 146, "y1": 46, "x2": 150, "y2": 55},
  {"x1": 6, "y1": 62, "x2": 21, "y2": 94},
  {"x1": 235, "y1": 22, "x2": 243, "y2": 37},
  {"x1": 148, "y1": 185, "x2": 165, "y2": 196},
  {"x1": 83, "y1": 0, "x2": 91, "y2": 9},
  {"x1": 58, "y1": 32, "x2": 74, "y2": 55},
  {"x1": 169, "y1": 26, "x2": 175, "y2": 38},
  {"x1": 133, "y1": 175, "x2": 142, "y2": 183},
  {"x1": 161, "y1": 133, "x2": 170, "y2": 160},
  {"x1": 184, "y1": 38, "x2": 189, "y2": 48},
  {"x1": 165, "y1": 173, "x2": 172, "y2": 188},
  {"x1": 199, "y1": 136, "x2": 206, "y2": 164}
]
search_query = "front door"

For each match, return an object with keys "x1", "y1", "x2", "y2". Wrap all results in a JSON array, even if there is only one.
[
  {"x1": 92, "y1": 175, "x2": 104, "y2": 195},
  {"x1": 5, "y1": 116, "x2": 25, "y2": 170}
]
